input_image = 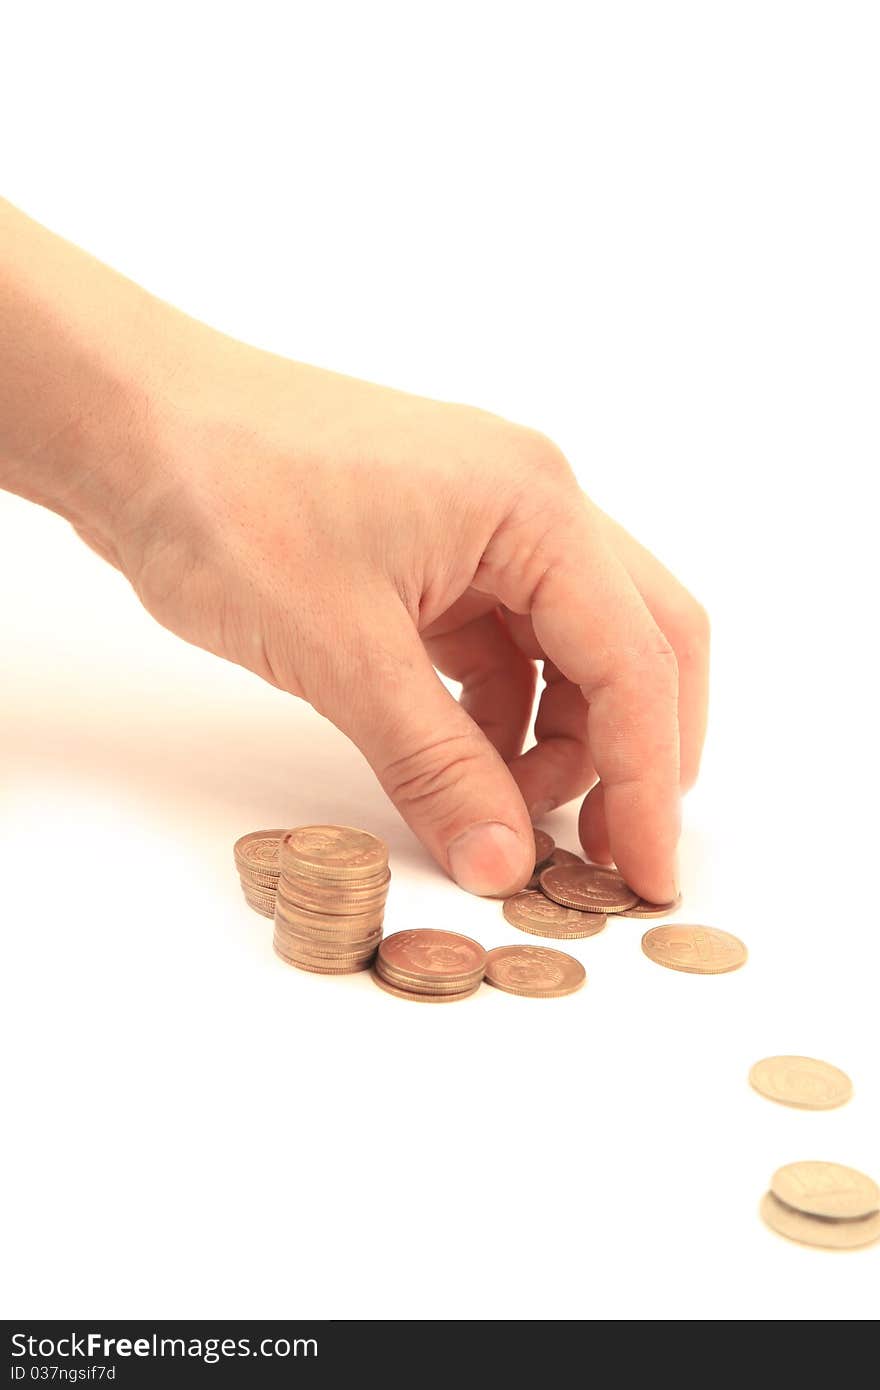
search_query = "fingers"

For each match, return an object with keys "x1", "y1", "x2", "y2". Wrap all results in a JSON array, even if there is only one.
[
  {"x1": 425, "y1": 608, "x2": 536, "y2": 763},
  {"x1": 507, "y1": 660, "x2": 598, "y2": 819},
  {"x1": 314, "y1": 596, "x2": 535, "y2": 896},
  {"x1": 478, "y1": 489, "x2": 681, "y2": 902},
  {"x1": 597, "y1": 511, "x2": 710, "y2": 790}
]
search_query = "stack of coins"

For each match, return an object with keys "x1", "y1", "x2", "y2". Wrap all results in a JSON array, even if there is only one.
[
  {"x1": 373, "y1": 929, "x2": 486, "y2": 1002},
  {"x1": 760, "y1": 1162, "x2": 880, "y2": 1250},
  {"x1": 273, "y1": 825, "x2": 390, "y2": 974},
  {"x1": 233, "y1": 829, "x2": 285, "y2": 918}
]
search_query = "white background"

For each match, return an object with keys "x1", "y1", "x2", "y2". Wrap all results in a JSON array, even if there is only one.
[{"x1": 2, "y1": 1, "x2": 878, "y2": 1321}]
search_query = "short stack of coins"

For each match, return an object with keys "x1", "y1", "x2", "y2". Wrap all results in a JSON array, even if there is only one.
[
  {"x1": 273, "y1": 825, "x2": 390, "y2": 974},
  {"x1": 233, "y1": 829, "x2": 284, "y2": 918},
  {"x1": 373, "y1": 929, "x2": 486, "y2": 1002}
]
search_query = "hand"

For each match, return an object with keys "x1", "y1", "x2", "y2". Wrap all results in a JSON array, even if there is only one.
[
  {"x1": 112, "y1": 338, "x2": 708, "y2": 901},
  {"x1": 0, "y1": 203, "x2": 708, "y2": 900}
]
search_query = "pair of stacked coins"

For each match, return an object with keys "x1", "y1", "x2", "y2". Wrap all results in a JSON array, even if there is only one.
[
  {"x1": 373, "y1": 930, "x2": 486, "y2": 1002},
  {"x1": 273, "y1": 825, "x2": 390, "y2": 975},
  {"x1": 233, "y1": 829, "x2": 283, "y2": 918},
  {"x1": 760, "y1": 1162, "x2": 880, "y2": 1250}
]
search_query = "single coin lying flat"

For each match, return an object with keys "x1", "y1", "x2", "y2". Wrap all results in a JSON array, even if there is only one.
[
  {"x1": 640, "y1": 924, "x2": 747, "y2": 975},
  {"x1": 749, "y1": 1056, "x2": 853, "y2": 1111},
  {"x1": 760, "y1": 1192, "x2": 880, "y2": 1250},
  {"x1": 770, "y1": 1162, "x2": 880, "y2": 1220},
  {"x1": 502, "y1": 889, "x2": 606, "y2": 939},
  {"x1": 484, "y1": 945, "x2": 585, "y2": 998}
]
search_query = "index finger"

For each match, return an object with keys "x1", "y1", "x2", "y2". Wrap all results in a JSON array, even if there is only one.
[{"x1": 480, "y1": 499, "x2": 681, "y2": 902}]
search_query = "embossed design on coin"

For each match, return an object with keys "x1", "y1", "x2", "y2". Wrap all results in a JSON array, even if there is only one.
[
  {"x1": 770, "y1": 1162, "x2": 880, "y2": 1220},
  {"x1": 484, "y1": 945, "x2": 585, "y2": 997},
  {"x1": 640, "y1": 925, "x2": 747, "y2": 974},
  {"x1": 503, "y1": 890, "x2": 606, "y2": 939},
  {"x1": 540, "y1": 862, "x2": 638, "y2": 914},
  {"x1": 760, "y1": 1192, "x2": 880, "y2": 1250},
  {"x1": 622, "y1": 895, "x2": 683, "y2": 919},
  {"x1": 379, "y1": 930, "x2": 486, "y2": 981},
  {"x1": 749, "y1": 1057, "x2": 853, "y2": 1111},
  {"x1": 234, "y1": 829, "x2": 285, "y2": 871},
  {"x1": 533, "y1": 829, "x2": 555, "y2": 867},
  {"x1": 282, "y1": 825, "x2": 388, "y2": 877}
]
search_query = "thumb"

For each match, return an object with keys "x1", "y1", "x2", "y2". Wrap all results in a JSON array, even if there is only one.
[{"x1": 317, "y1": 599, "x2": 534, "y2": 896}]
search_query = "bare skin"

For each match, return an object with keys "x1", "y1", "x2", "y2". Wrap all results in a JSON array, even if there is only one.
[{"x1": 0, "y1": 200, "x2": 709, "y2": 900}]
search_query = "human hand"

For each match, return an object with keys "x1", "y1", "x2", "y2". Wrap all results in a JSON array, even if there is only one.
[
  {"x1": 112, "y1": 337, "x2": 708, "y2": 901},
  {"x1": 0, "y1": 203, "x2": 708, "y2": 900}
]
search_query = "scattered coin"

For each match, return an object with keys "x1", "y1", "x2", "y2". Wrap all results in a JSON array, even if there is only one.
[
  {"x1": 640, "y1": 924, "x2": 747, "y2": 975},
  {"x1": 621, "y1": 895, "x2": 683, "y2": 919},
  {"x1": 759, "y1": 1191, "x2": 880, "y2": 1250},
  {"x1": 533, "y1": 828, "x2": 555, "y2": 868},
  {"x1": 503, "y1": 889, "x2": 606, "y2": 939},
  {"x1": 484, "y1": 944, "x2": 585, "y2": 998},
  {"x1": 770, "y1": 1162, "x2": 880, "y2": 1220},
  {"x1": 540, "y1": 861, "x2": 638, "y2": 914},
  {"x1": 749, "y1": 1057, "x2": 853, "y2": 1111}
]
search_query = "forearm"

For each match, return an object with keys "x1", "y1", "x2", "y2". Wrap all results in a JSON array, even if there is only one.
[{"x1": 0, "y1": 200, "x2": 192, "y2": 555}]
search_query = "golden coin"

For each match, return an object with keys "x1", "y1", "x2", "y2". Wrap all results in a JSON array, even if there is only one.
[
  {"x1": 370, "y1": 969, "x2": 480, "y2": 1003},
  {"x1": 621, "y1": 895, "x2": 683, "y2": 919},
  {"x1": 243, "y1": 882, "x2": 276, "y2": 901},
  {"x1": 540, "y1": 862, "x2": 638, "y2": 914},
  {"x1": 640, "y1": 924, "x2": 747, "y2": 975},
  {"x1": 239, "y1": 866, "x2": 281, "y2": 892},
  {"x1": 760, "y1": 1192, "x2": 880, "y2": 1250},
  {"x1": 274, "y1": 898, "x2": 385, "y2": 934},
  {"x1": 749, "y1": 1057, "x2": 853, "y2": 1111},
  {"x1": 533, "y1": 828, "x2": 555, "y2": 867},
  {"x1": 281, "y1": 825, "x2": 388, "y2": 879},
  {"x1": 273, "y1": 944, "x2": 373, "y2": 974},
  {"x1": 547, "y1": 847, "x2": 583, "y2": 868},
  {"x1": 374, "y1": 960, "x2": 483, "y2": 993},
  {"x1": 244, "y1": 900, "x2": 275, "y2": 920},
  {"x1": 502, "y1": 890, "x2": 606, "y2": 939},
  {"x1": 484, "y1": 945, "x2": 585, "y2": 998},
  {"x1": 234, "y1": 829, "x2": 286, "y2": 873},
  {"x1": 526, "y1": 847, "x2": 583, "y2": 890},
  {"x1": 378, "y1": 930, "x2": 487, "y2": 984},
  {"x1": 272, "y1": 929, "x2": 379, "y2": 963},
  {"x1": 770, "y1": 1162, "x2": 880, "y2": 1219}
]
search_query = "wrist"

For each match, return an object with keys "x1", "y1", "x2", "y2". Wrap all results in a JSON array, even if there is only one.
[{"x1": 0, "y1": 202, "x2": 193, "y2": 565}]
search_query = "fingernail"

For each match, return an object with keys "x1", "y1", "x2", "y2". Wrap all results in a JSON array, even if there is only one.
[
  {"x1": 447, "y1": 822, "x2": 530, "y2": 897},
  {"x1": 529, "y1": 799, "x2": 555, "y2": 821}
]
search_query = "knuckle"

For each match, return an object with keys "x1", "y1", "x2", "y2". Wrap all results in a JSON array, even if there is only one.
[
  {"x1": 618, "y1": 639, "x2": 679, "y2": 691},
  {"x1": 667, "y1": 594, "x2": 711, "y2": 668},
  {"x1": 509, "y1": 426, "x2": 575, "y2": 491}
]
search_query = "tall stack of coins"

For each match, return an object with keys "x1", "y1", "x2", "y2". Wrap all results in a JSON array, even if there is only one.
[
  {"x1": 373, "y1": 929, "x2": 486, "y2": 1002},
  {"x1": 233, "y1": 829, "x2": 284, "y2": 918},
  {"x1": 273, "y1": 825, "x2": 390, "y2": 974}
]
